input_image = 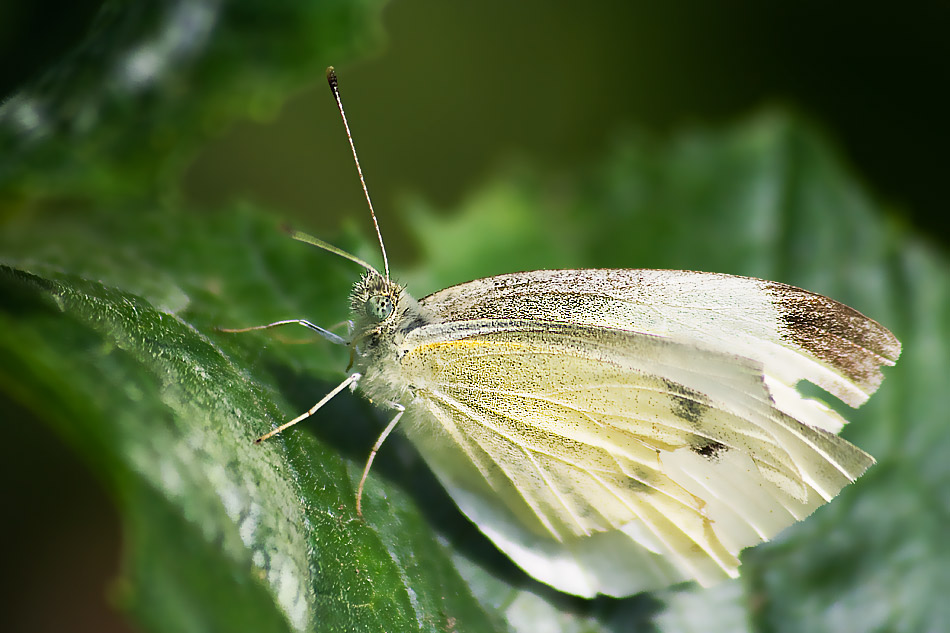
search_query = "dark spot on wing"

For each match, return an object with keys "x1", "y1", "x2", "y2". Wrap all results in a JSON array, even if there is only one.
[
  {"x1": 692, "y1": 439, "x2": 727, "y2": 460},
  {"x1": 663, "y1": 379, "x2": 709, "y2": 426}
]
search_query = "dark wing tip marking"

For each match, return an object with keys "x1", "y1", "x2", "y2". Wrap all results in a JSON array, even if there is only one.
[{"x1": 766, "y1": 283, "x2": 901, "y2": 396}]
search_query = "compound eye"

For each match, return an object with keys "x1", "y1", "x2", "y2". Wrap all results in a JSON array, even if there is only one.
[{"x1": 365, "y1": 295, "x2": 394, "y2": 322}]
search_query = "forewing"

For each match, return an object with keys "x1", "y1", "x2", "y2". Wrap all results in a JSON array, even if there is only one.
[
  {"x1": 398, "y1": 320, "x2": 874, "y2": 594},
  {"x1": 421, "y1": 270, "x2": 901, "y2": 409}
]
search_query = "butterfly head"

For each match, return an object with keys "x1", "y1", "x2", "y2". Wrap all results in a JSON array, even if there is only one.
[
  {"x1": 348, "y1": 271, "x2": 427, "y2": 353},
  {"x1": 350, "y1": 271, "x2": 399, "y2": 323}
]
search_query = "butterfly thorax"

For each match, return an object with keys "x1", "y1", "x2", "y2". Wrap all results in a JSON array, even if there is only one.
[{"x1": 348, "y1": 271, "x2": 434, "y2": 402}]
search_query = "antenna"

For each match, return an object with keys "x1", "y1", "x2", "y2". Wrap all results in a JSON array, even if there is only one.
[
  {"x1": 326, "y1": 66, "x2": 390, "y2": 281},
  {"x1": 287, "y1": 228, "x2": 380, "y2": 276}
]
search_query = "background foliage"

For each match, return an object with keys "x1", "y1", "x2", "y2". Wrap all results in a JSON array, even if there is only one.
[{"x1": 2, "y1": 2, "x2": 947, "y2": 632}]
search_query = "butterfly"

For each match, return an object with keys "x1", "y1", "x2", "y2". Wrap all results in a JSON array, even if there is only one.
[{"x1": 223, "y1": 67, "x2": 901, "y2": 597}]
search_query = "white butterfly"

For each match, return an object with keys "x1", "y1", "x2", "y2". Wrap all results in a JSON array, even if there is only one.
[{"x1": 226, "y1": 68, "x2": 901, "y2": 597}]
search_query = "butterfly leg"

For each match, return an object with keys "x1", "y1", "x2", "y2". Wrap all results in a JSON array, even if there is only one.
[
  {"x1": 255, "y1": 372, "x2": 362, "y2": 443},
  {"x1": 217, "y1": 319, "x2": 348, "y2": 345},
  {"x1": 356, "y1": 403, "x2": 406, "y2": 517}
]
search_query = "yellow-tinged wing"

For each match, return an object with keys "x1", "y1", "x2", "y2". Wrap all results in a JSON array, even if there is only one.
[
  {"x1": 396, "y1": 320, "x2": 874, "y2": 596},
  {"x1": 421, "y1": 270, "x2": 901, "y2": 409}
]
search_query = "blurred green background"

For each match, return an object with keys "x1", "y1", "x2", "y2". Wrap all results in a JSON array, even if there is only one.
[
  {"x1": 5, "y1": 1, "x2": 945, "y2": 244},
  {"x1": 1, "y1": 1, "x2": 947, "y2": 632},
  {"x1": 181, "y1": 2, "x2": 950, "y2": 251}
]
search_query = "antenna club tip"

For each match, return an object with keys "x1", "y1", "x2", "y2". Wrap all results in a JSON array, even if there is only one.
[
  {"x1": 279, "y1": 222, "x2": 295, "y2": 236},
  {"x1": 326, "y1": 66, "x2": 338, "y2": 88}
]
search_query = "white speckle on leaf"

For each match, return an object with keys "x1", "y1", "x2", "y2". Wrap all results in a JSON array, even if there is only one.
[
  {"x1": 269, "y1": 550, "x2": 309, "y2": 631},
  {"x1": 239, "y1": 502, "x2": 261, "y2": 545},
  {"x1": 2, "y1": 94, "x2": 44, "y2": 134},
  {"x1": 159, "y1": 457, "x2": 184, "y2": 496},
  {"x1": 116, "y1": 1, "x2": 218, "y2": 89},
  {"x1": 120, "y1": 45, "x2": 163, "y2": 87},
  {"x1": 213, "y1": 464, "x2": 243, "y2": 521}
]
